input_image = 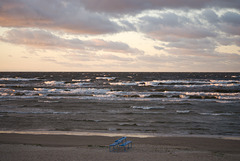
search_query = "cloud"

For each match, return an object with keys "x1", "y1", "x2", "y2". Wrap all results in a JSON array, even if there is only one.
[
  {"x1": 139, "y1": 11, "x2": 218, "y2": 41},
  {"x1": 154, "y1": 46, "x2": 164, "y2": 50},
  {"x1": 166, "y1": 38, "x2": 216, "y2": 52},
  {"x1": 0, "y1": 29, "x2": 144, "y2": 55},
  {"x1": 221, "y1": 11, "x2": 240, "y2": 26},
  {"x1": 137, "y1": 8, "x2": 240, "y2": 61},
  {"x1": 137, "y1": 51, "x2": 240, "y2": 72},
  {"x1": 0, "y1": 0, "x2": 122, "y2": 34},
  {"x1": 79, "y1": 0, "x2": 240, "y2": 14},
  {"x1": 202, "y1": 9, "x2": 220, "y2": 24},
  {"x1": 0, "y1": 0, "x2": 239, "y2": 72},
  {"x1": 219, "y1": 11, "x2": 240, "y2": 36}
]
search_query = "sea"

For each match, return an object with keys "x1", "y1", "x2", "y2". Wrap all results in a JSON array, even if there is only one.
[{"x1": 0, "y1": 72, "x2": 239, "y2": 136}]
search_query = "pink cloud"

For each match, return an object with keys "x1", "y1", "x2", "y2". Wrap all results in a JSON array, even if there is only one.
[{"x1": 0, "y1": 29, "x2": 144, "y2": 55}]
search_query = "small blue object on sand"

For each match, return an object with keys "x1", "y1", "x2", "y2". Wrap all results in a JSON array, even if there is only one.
[
  {"x1": 109, "y1": 137, "x2": 132, "y2": 152},
  {"x1": 119, "y1": 141, "x2": 132, "y2": 152}
]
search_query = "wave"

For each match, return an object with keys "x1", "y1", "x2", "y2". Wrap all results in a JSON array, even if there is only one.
[
  {"x1": 108, "y1": 79, "x2": 240, "y2": 88},
  {"x1": 72, "y1": 79, "x2": 91, "y2": 82},
  {"x1": 215, "y1": 100, "x2": 238, "y2": 104},
  {"x1": 44, "y1": 81, "x2": 65, "y2": 85},
  {"x1": 131, "y1": 106, "x2": 165, "y2": 110},
  {"x1": 1, "y1": 86, "x2": 239, "y2": 101},
  {"x1": 110, "y1": 82, "x2": 138, "y2": 86},
  {"x1": 176, "y1": 110, "x2": 191, "y2": 114},
  {"x1": 200, "y1": 112, "x2": 234, "y2": 116},
  {"x1": 118, "y1": 123, "x2": 138, "y2": 126},
  {"x1": 0, "y1": 77, "x2": 39, "y2": 81},
  {"x1": 0, "y1": 108, "x2": 71, "y2": 115},
  {"x1": 38, "y1": 100, "x2": 59, "y2": 103},
  {"x1": 96, "y1": 77, "x2": 116, "y2": 81}
]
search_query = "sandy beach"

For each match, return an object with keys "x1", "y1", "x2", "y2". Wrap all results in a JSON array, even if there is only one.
[{"x1": 0, "y1": 133, "x2": 240, "y2": 161}]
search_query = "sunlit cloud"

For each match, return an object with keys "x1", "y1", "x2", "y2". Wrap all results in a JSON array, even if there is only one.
[
  {"x1": 1, "y1": 29, "x2": 144, "y2": 55},
  {"x1": 0, "y1": 0, "x2": 239, "y2": 71}
]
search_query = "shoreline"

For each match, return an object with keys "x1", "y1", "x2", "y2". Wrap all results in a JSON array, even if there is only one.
[
  {"x1": 1, "y1": 130, "x2": 240, "y2": 140},
  {"x1": 1, "y1": 132, "x2": 240, "y2": 161}
]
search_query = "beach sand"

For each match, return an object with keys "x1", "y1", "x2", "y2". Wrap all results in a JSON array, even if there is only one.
[{"x1": 0, "y1": 133, "x2": 240, "y2": 161}]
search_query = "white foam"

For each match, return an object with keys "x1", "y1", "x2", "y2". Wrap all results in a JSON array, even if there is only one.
[
  {"x1": 62, "y1": 88, "x2": 110, "y2": 95},
  {"x1": 72, "y1": 79, "x2": 91, "y2": 82},
  {"x1": 69, "y1": 82, "x2": 91, "y2": 87},
  {"x1": 96, "y1": 77, "x2": 116, "y2": 81},
  {"x1": 0, "y1": 77, "x2": 39, "y2": 81},
  {"x1": 109, "y1": 79, "x2": 240, "y2": 87},
  {"x1": 110, "y1": 82, "x2": 137, "y2": 86},
  {"x1": 200, "y1": 112, "x2": 234, "y2": 116},
  {"x1": 132, "y1": 106, "x2": 165, "y2": 110},
  {"x1": 216, "y1": 100, "x2": 236, "y2": 103},
  {"x1": 38, "y1": 100, "x2": 59, "y2": 103},
  {"x1": 176, "y1": 110, "x2": 190, "y2": 114},
  {"x1": 44, "y1": 81, "x2": 65, "y2": 85},
  {"x1": 182, "y1": 92, "x2": 240, "y2": 99},
  {"x1": 179, "y1": 95, "x2": 190, "y2": 99},
  {"x1": 34, "y1": 88, "x2": 64, "y2": 95},
  {"x1": 0, "y1": 93, "x2": 9, "y2": 96}
]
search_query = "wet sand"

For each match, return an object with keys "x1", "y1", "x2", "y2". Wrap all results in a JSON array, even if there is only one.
[{"x1": 0, "y1": 133, "x2": 240, "y2": 161}]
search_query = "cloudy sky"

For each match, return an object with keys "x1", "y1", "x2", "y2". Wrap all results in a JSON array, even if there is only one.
[{"x1": 0, "y1": 0, "x2": 240, "y2": 72}]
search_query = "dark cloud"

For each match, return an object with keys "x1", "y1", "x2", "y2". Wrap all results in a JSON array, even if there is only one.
[
  {"x1": 0, "y1": 0, "x2": 122, "y2": 34},
  {"x1": 202, "y1": 9, "x2": 220, "y2": 24},
  {"x1": 219, "y1": 11, "x2": 240, "y2": 35},
  {"x1": 1, "y1": 0, "x2": 239, "y2": 37},
  {"x1": 79, "y1": 0, "x2": 240, "y2": 14},
  {"x1": 221, "y1": 11, "x2": 240, "y2": 26},
  {"x1": 139, "y1": 12, "x2": 217, "y2": 41}
]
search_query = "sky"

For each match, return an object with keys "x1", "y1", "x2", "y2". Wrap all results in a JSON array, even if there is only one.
[{"x1": 0, "y1": 0, "x2": 240, "y2": 72}]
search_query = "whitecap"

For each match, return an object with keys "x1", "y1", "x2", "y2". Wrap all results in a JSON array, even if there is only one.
[
  {"x1": 110, "y1": 82, "x2": 137, "y2": 86},
  {"x1": 62, "y1": 88, "x2": 110, "y2": 95},
  {"x1": 200, "y1": 112, "x2": 233, "y2": 116},
  {"x1": 176, "y1": 110, "x2": 190, "y2": 114},
  {"x1": 216, "y1": 100, "x2": 235, "y2": 103},
  {"x1": 131, "y1": 106, "x2": 165, "y2": 110},
  {"x1": 44, "y1": 81, "x2": 65, "y2": 85},
  {"x1": 179, "y1": 95, "x2": 190, "y2": 99},
  {"x1": 0, "y1": 77, "x2": 39, "y2": 81},
  {"x1": 96, "y1": 77, "x2": 116, "y2": 81},
  {"x1": 68, "y1": 82, "x2": 91, "y2": 87},
  {"x1": 38, "y1": 100, "x2": 59, "y2": 103},
  {"x1": 72, "y1": 79, "x2": 91, "y2": 82}
]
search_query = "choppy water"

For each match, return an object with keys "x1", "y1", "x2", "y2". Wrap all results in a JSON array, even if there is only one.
[{"x1": 0, "y1": 72, "x2": 239, "y2": 136}]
